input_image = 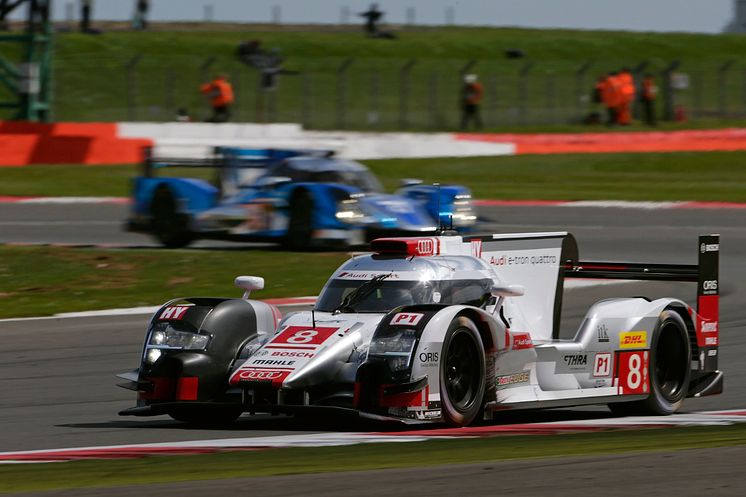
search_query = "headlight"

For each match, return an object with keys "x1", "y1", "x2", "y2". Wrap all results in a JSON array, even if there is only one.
[
  {"x1": 335, "y1": 198, "x2": 366, "y2": 223},
  {"x1": 369, "y1": 330, "x2": 417, "y2": 372},
  {"x1": 450, "y1": 194, "x2": 477, "y2": 226},
  {"x1": 147, "y1": 326, "x2": 210, "y2": 350}
]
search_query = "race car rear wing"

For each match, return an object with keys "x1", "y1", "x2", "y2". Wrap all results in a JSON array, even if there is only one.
[
  {"x1": 140, "y1": 145, "x2": 334, "y2": 178},
  {"x1": 564, "y1": 234, "x2": 720, "y2": 373}
]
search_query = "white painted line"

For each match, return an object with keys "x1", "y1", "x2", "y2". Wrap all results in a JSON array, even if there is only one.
[
  {"x1": 1, "y1": 409, "x2": 745, "y2": 463},
  {"x1": 562, "y1": 200, "x2": 685, "y2": 210},
  {"x1": 15, "y1": 197, "x2": 129, "y2": 204}
]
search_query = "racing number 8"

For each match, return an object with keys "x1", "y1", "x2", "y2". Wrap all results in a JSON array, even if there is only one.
[
  {"x1": 286, "y1": 330, "x2": 318, "y2": 344},
  {"x1": 627, "y1": 354, "x2": 642, "y2": 389},
  {"x1": 617, "y1": 350, "x2": 649, "y2": 395},
  {"x1": 269, "y1": 326, "x2": 340, "y2": 346}
]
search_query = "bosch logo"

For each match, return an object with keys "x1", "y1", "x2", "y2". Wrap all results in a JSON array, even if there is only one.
[
  {"x1": 238, "y1": 370, "x2": 283, "y2": 380},
  {"x1": 703, "y1": 280, "x2": 718, "y2": 291},
  {"x1": 416, "y1": 239, "x2": 435, "y2": 255}
]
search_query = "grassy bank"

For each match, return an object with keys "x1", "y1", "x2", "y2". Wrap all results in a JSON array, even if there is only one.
[
  {"x1": 1, "y1": 423, "x2": 745, "y2": 493},
  {"x1": 35, "y1": 25, "x2": 746, "y2": 127},
  {"x1": 2, "y1": 151, "x2": 746, "y2": 201},
  {"x1": 0, "y1": 246, "x2": 348, "y2": 318}
]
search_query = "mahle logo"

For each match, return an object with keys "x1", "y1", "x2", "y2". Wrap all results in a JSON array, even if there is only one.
[{"x1": 619, "y1": 331, "x2": 647, "y2": 349}]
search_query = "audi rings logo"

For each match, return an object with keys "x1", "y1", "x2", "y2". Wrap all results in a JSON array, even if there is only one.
[
  {"x1": 238, "y1": 370, "x2": 283, "y2": 380},
  {"x1": 416, "y1": 238, "x2": 435, "y2": 255}
]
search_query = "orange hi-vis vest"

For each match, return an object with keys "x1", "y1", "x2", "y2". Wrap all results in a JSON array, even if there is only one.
[{"x1": 201, "y1": 78, "x2": 235, "y2": 107}]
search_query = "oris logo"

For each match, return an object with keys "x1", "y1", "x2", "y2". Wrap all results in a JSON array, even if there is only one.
[
  {"x1": 703, "y1": 280, "x2": 718, "y2": 291},
  {"x1": 419, "y1": 352, "x2": 438, "y2": 364},
  {"x1": 238, "y1": 370, "x2": 284, "y2": 380},
  {"x1": 416, "y1": 238, "x2": 435, "y2": 256}
]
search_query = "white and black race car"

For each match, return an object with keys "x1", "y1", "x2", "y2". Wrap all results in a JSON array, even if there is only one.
[{"x1": 118, "y1": 232, "x2": 722, "y2": 426}]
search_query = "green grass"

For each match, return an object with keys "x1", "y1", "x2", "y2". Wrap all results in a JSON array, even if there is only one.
[
  {"x1": 25, "y1": 25, "x2": 746, "y2": 127},
  {"x1": 2, "y1": 423, "x2": 746, "y2": 493},
  {"x1": 3, "y1": 151, "x2": 746, "y2": 201},
  {"x1": 0, "y1": 246, "x2": 348, "y2": 318}
]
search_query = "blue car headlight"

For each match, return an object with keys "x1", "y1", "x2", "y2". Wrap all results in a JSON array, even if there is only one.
[
  {"x1": 335, "y1": 197, "x2": 367, "y2": 224},
  {"x1": 449, "y1": 194, "x2": 477, "y2": 226}
]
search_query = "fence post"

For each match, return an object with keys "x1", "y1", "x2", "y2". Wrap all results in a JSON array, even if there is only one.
[
  {"x1": 231, "y1": 69, "x2": 242, "y2": 122},
  {"x1": 632, "y1": 61, "x2": 649, "y2": 120},
  {"x1": 399, "y1": 59, "x2": 416, "y2": 128},
  {"x1": 518, "y1": 62, "x2": 533, "y2": 124},
  {"x1": 197, "y1": 56, "x2": 216, "y2": 120},
  {"x1": 336, "y1": 58, "x2": 353, "y2": 129},
  {"x1": 718, "y1": 59, "x2": 735, "y2": 118},
  {"x1": 200, "y1": 56, "x2": 216, "y2": 86},
  {"x1": 302, "y1": 71, "x2": 312, "y2": 128},
  {"x1": 742, "y1": 69, "x2": 746, "y2": 116},
  {"x1": 126, "y1": 54, "x2": 143, "y2": 121},
  {"x1": 691, "y1": 71, "x2": 702, "y2": 120},
  {"x1": 574, "y1": 61, "x2": 592, "y2": 118},
  {"x1": 428, "y1": 70, "x2": 439, "y2": 129},
  {"x1": 164, "y1": 67, "x2": 175, "y2": 120},
  {"x1": 661, "y1": 60, "x2": 680, "y2": 121},
  {"x1": 458, "y1": 60, "x2": 477, "y2": 128},
  {"x1": 544, "y1": 70, "x2": 557, "y2": 123},
  {"x1": 487, "y1": 72, "x2": 498, "y2": 127},
  {"x1": 368, "y1": 68, "x2": 380, "y2": 128}
]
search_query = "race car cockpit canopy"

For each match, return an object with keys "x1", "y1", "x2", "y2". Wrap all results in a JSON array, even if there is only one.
[{"x1": 314, "y1": 254, "x2": 497, "y2": 313}]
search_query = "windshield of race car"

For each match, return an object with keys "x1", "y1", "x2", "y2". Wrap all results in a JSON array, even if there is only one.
[
  {"x1": 315, "y1": 276, "x2": 493, "y2": 313},
  {"x1": 262, "y1": 158, "x2": 383, "y2": 192}
]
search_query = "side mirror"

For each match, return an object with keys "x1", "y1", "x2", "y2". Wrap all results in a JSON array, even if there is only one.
[
  {"x1": 491, "y1": 284, "x2": 525, "y2": 298},
  {"x1": 235, "y1": 276, "x2": 265, "y2": 299},
  {"x1": 255, "y1": 176, "x2": 291, "y2": 190}
]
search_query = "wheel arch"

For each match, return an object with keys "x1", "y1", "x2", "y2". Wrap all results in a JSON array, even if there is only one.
[
  {"x1": 664, "y1": 302, "x2": 699, "y2": 367},
  {"x1": 412, "y1": 305, "x2": 502, "y2": 407}
]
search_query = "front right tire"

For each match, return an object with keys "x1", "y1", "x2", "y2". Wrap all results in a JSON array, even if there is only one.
[{"x1": 439, "y1": 316, "x2": 486, "y2": 427}]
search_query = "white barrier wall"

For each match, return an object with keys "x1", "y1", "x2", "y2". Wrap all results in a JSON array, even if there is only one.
[{"x1": 117, "y1": 123, "x2": 515, "y2": 160}]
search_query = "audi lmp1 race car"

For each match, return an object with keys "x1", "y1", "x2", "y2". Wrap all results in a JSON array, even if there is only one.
[
  {"x1": 126, "y1": 146, "x2": 476, "y2": 249},
  {"x1": 118, "y1": 232, "x2": 722, "y2": 427}
]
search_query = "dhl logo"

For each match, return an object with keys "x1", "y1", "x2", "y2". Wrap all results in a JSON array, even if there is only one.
[{"x1": 619, "y1": 331, "x2": 647, "y2": 349}]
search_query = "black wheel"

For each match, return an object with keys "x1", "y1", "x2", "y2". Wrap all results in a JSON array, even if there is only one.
[
  {"x1": 168, "y1": 406, "x2": 242, "y2": 427},
  {"x1": 285, "y1": 190, "x2": 314, "y2": 250},
  {"x1": 609, "y1": 310, "x2": 691, "y2": 416},
  {"x1": 151, "y1": 186, "x2": 193, "y2": 248},
  {"x1": 439, "y1": 316, "x2": 486, "y2": 427}
]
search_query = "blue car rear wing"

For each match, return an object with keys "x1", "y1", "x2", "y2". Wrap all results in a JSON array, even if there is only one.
[{"x1": 140, "y1": 146, "x2": 335, "y2": 178}]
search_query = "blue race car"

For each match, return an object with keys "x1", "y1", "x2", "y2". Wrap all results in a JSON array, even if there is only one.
[{"x1": 127, "y1": 147, "x2": 476, "y2": 249}]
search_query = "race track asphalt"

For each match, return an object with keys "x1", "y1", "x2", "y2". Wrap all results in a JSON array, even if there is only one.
[{"x1": 1, "y1": 203, "x2": 745, "y2": 494}]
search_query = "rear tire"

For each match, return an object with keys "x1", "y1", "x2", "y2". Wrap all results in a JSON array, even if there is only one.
[
  {"x1": 439, "y1": 316, "x2": 486, "y2": 427},
  {"x1": 285, "y1": 190, "x2": 314, "y2": 250},
  {"x1": 151, "y1": 186, "x2": 193, "y2": 248},
  {"x1": 608, "y1": 310, "x2": 691, "y2": 416}
]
